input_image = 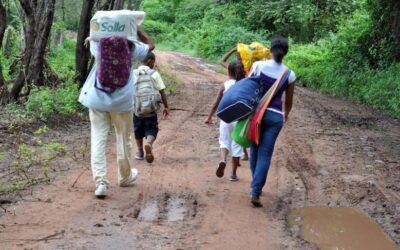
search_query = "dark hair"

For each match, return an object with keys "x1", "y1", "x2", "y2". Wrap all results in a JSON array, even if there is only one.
[
  {"x1": 270, "y1": 36, "x2": 289, "y2": 63},
  {"x1": 143, "y1": 52, "x2": 156, "y2": 62},
  {"x1": 228, "y1": 60, "x2": 246, "y2": 81}
]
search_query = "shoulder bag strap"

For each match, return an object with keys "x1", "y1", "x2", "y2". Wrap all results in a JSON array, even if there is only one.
[{"x1": 249, "y1": 67, "x2": 289, "y2": 145}]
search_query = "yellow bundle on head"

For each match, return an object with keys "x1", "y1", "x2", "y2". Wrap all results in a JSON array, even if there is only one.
[{"x1": 237, "y1": 42, "x2": 271, "y2": 75}]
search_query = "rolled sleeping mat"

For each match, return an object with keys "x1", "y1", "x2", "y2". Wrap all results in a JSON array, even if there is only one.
[{"x1": 217, "y1": 76, "x2": 265, "y2": 123}]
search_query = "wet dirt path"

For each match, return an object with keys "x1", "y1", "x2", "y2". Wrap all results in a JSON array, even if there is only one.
[{"x1": 0, "y1": 51, "x2": 399, "y2": 250}]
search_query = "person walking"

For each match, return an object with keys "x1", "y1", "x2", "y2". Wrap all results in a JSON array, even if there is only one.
[
  {"x1": 133, "y1": 52, "x2": 170, "y2": 163},
  {"x1": 248, "y1": 36, "x2": 296, "y2": 207},
  {"x1": 206, "y1": 60, "x2": 246, "y2": 181},
  {"x1": 79, "y1": 29, "x2": 155, "y2": 198}
]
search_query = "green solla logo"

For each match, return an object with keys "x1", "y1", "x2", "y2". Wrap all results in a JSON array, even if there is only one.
[{"x1": 100, "y1": 22, "x2": 126, "y2": 32}]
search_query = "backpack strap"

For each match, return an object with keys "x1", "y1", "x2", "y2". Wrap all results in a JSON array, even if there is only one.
[{"x1": 138, "y1": 67, "x2": 156, "y2": 76}]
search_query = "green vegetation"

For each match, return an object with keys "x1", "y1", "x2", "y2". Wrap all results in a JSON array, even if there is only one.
[
  {"x1": 141, "y1": 0, "x2": 400, "y2": 117},
  {"x1": 1, "y1": 0, "x2": 399, "y2": 119},
  {"x1": 25, "y1": 81, "x2": 83, "y2": 121},
  {"x1": 0, "y1": 132, "x2": 66, "y2": 194},
  {"x1": 158, "y1": 66, "x2": 181, "y2": 94}
]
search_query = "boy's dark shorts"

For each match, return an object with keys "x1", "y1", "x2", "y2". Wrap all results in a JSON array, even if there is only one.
[{"x1": 133, "y1": 115, "x2": 159, "y2": 139}]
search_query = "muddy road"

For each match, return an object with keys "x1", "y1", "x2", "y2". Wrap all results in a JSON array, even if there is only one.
[{"x1": 0, "y1": 51, "x2": 399, "y2": 249}]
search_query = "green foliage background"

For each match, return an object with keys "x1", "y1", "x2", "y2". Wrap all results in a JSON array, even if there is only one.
[
  {"x1": 141, "y1": 0, "x2": 400, "y2": 117},
  {"x1": 1, "y1": 0, "x2": 399, "y2": 118}
]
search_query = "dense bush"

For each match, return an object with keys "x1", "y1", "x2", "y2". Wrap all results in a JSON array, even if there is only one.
[
  {"x1": 141, "y1": 0, "x2": 267, "y2": 59},
  {"x1": 25, "y1": 81, "x2": 83, "y2": 120},
  {"x1": 285, "y1": 9, "x2": 400, "y2": 116},
  {"x1": 48, "y1": 35, "x2": 76, "y2": 80},
  {"x1": 139, "y1": 0, "x2": 400, "y2": 117}
]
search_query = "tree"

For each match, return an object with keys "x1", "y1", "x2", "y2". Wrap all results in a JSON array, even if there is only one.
[
  {"x1": 0, "y1": 0, "x2": 57, "y2": 103},
  {"x1": 368, "y1": 0, "x2": 400, "y2": 62},
  {"x1": 128, "y1": 0, "x2": 143, "y2": 10},
  {"x1": 113, "y1": 0, "x2": 124, "y2": 10},
  {"x1": 10, "y1": 0, "x2": 57, "y2": 99},
  {"x1": 75, "y1": 0, "x2": 95, "y2": 86},
  {"x1": 0, "y1": 2, "x2": 8, "y2": 103}
]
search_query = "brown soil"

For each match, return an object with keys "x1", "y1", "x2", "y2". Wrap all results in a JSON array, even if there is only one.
[{"x1": 0, "y1": 51, "x2": 399, "y2": 249}]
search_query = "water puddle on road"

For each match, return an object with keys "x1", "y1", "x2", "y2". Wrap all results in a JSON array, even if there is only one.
[
  {"x1": 167, "y1": 197, "x2": 187, "y2": 222},
  {"x1": 288, "y1": 207, "x2": 397, "y2": 250},
  {"x1": 138, "y1": 200, "x2": 159, "y2": 222}
]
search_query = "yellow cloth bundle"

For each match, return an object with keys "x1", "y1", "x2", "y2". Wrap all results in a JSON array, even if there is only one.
[{"x1": 237, "y1": 42, "x2": 271, "y2": 75}]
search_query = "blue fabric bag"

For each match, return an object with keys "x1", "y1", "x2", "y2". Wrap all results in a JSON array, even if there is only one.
[{"x1": 217, "y1": 76, "x2": 264, "y2": 123}]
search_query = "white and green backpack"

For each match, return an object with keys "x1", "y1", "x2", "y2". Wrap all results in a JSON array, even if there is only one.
[{"x1": 134, "y1": 69, "x2": 162, "y2": 117}]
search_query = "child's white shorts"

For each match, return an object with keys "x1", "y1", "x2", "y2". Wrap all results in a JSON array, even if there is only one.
[{"x1": 219, "y1": 121, "x2": 245, "y2": 157}]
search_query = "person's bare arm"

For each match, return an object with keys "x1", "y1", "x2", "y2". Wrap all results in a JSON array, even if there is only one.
[
  {"x1": 284, "y1": 82, "x2": 295, "y2": 122},
  {"x1": 205, "y1": 85, "x2": 225, "y2": 125},
  {"x1": 220, "y1": 47, "x2": 237, "y2": 69},
  {"x1": 137, "y1": 28, "x2": 155, "y2": 51},
  {"x1": 159, "y1": 89, "x2": 169, "y2": 118}
]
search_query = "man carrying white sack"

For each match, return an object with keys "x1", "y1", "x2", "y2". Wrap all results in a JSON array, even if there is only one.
[{"x1": 79, "y1": 10, "x2": 154, "y2": 198}]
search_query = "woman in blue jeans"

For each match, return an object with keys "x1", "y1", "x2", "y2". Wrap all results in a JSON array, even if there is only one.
[{"x1": 248, "y1": 36, "x2": 296, "y2": 207}]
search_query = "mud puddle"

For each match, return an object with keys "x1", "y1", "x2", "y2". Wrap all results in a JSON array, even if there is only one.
[
  {"x1": 136, "y1": 192, "x2": 198, "y2": 223},
  {"x1": 288, "y1": 207, "x2": 397, "y2": 250}
]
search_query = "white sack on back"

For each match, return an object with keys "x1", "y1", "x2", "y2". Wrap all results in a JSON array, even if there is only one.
[{"x1": 89, "y1": 10, "x2": 145, "y2": 42}]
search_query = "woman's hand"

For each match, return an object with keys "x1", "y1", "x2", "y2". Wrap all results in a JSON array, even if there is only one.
[
  {"x1": 205, "y1": 117, "x2": 212, "y2": 126},
  {"x1": 284, "y1": 113, "x2": 289, "y2": 123}
]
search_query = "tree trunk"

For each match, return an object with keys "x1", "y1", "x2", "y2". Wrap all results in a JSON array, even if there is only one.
[
  {"x1": 61, "y1": 0, "x2": 65, "y2": 21},
  {"x1": 132, "y1": 0, "x2": 142, "y2": 10},
  {"x1": 389, "y1": 1, "x2": 400, "y2": 60},
  {"x1": 0, "y1": 2, "x2": 11, "y2": 104},
  {"x1": 97, "y1": 0, "x2": 113, "y2": 10},
  {"x1": 3, "y1": 28, "x2": 12, "y2": 58},
  {"x1": 75, "y1": 0, "x2": 95, "y2": 86},
  {"x1": 0, "y1": 3, "x2": 6, "y2": 82},
  {"x1": 53, "y1": 29, "x2": 63, "y2": 47},
  {"x1": 370, "y1": 0, "x2": 400, "y2": 62},
  {"x1": 10, "y1": 0, "x2": 57, "y2": 100},
  {"x1": 113, "y1": 0, "x2": 124, "y2": 10}
]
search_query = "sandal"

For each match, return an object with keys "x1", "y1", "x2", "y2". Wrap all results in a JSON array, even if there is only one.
[
  {"x1": 229, "y1": 175, "x2": 239, "y2": 182},
  {"x1": 216, "y1": 161, "x2": 226, "y2": 178},
  {"x1": 135, "y1": 149, "x2": 144, "y2": 160},
  {"x1": 144, "y1": 143, "x2": 154, "y2": 163}
]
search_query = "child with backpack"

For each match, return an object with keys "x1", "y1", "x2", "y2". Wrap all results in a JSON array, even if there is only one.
[
  {"x1": 206, "y1": 60, "x2": 246, "y2": 181},
  {"x1": 133, "y1": 52, "x2": 169, "y2": 163}
]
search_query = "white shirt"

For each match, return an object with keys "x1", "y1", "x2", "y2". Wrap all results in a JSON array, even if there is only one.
[
  {"x1": 249, "y1": 60, "x2": 296, "y2": 115},
  {"x1": 223, "y1": 79, "x2": 236, "y2": 93},
  {"x1": 79, "y1": 41, "x2": 149, "y2": 112},
  {"x1": 250, "y1": 60, "x2": 296, "y2": 84}
]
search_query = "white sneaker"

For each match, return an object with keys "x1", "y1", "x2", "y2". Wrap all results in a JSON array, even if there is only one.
[
  {"x1": 95, "y1": 182, "x2": 108, "y2": 198},
  {"x1": 119, "y1": 168, "x2": 139, "y2": 187}
]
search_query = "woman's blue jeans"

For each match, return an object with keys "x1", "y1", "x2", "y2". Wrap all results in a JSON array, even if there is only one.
[{"x1": 250, "y1": 110, "x2": 284, "y2": 197}]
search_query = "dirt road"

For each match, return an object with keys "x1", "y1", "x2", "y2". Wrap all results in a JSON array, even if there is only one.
[{"x1": 0, "y1": 51, "x2": 399, "y2": 249}]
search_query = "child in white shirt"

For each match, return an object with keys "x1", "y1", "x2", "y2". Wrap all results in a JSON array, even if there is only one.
[{"x1": 206, "y1": 60, "x2": 246, "y2": 181}]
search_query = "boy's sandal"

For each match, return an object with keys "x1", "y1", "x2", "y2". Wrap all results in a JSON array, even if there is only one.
[
  {"x1": 135, "y1": 150, "x2": 144, "y2": 160},
  {"x1": 216, "y1": 161, "x2": 226, "y2": 178},
  {"x1": 144, "y1": 143, "x2": 154, "y2": 163},
  {"x1": 229, "y1": 175, "x2": 239, "y2": 182}
]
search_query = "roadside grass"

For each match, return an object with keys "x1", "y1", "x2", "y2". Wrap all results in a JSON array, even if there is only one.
[{"x1": 158, "y1": 65, "x2": 181, "y2": 95}]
